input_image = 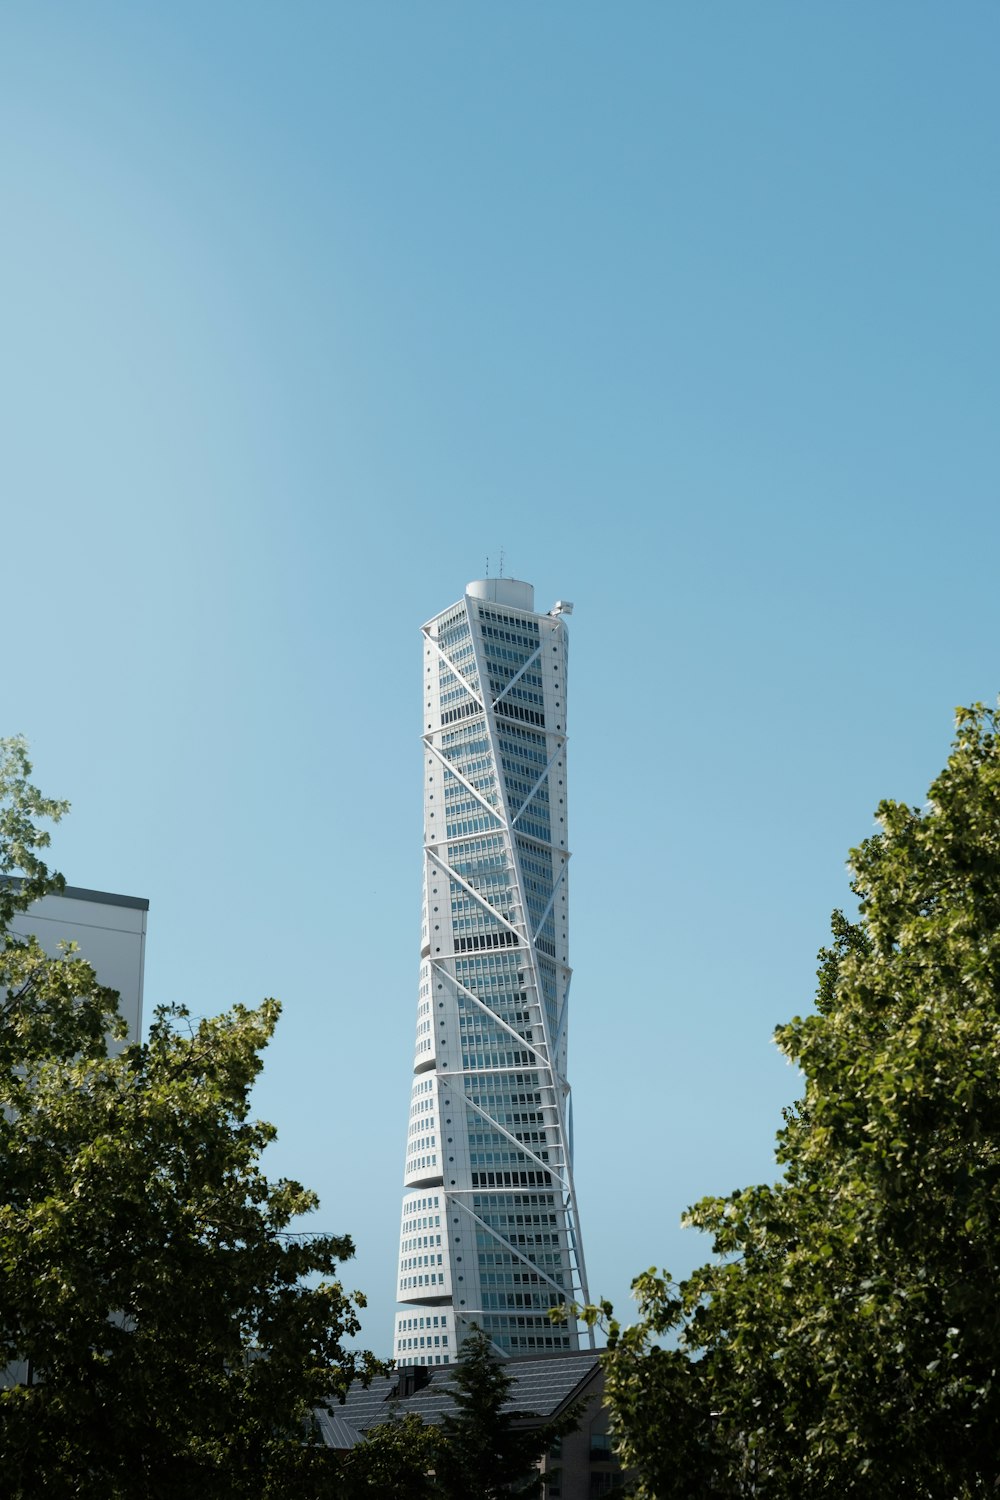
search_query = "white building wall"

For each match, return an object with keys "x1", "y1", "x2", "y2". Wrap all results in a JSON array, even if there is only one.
[
  {"x1": 10, "y1": 885, "x2": 148, "y2": 1046},
  {"x1": 2, "y1": 883, "x2": 147, "y2": 1389}
]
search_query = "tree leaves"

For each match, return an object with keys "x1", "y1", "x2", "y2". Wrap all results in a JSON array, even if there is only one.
[
  {"x1": 0, "y1": 736, "x2": 68, "y2": 926},
  {"x1": 587, "y1": 702, "x2": 1000, "y2": 1497},
  {"x1": 0, "y1": 742, "x2": 381, "y2": 1499},
  {"x1": 434, "y1": 1327, "x2": 581, "y2": 1500}
]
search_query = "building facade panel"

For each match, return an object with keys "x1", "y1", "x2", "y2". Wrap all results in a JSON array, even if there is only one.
[{"x1": 9, "y1": 885, "x2": 147, "y2": 1047}]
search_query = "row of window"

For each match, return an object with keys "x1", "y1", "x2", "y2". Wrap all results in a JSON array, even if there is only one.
[
  {"x1": 450, "y1": 879, "x2": 511, "y2": 911},
  {"x1": 466, "y1": 1128, "x2": 544, "y2": 1149},
  {"x1": 481, "y1": 640, "x2": 538, "y2": 667},
  {"x1": 454, "y1": 954, "x2": 524, "y2": 983},
  {"x1": 495, "y1": 700, "x2": 546, "y2": 727},
  {"x1": 503, "y1": 1333, "x2": 570, "y2": 1352},
  {"x1": 480, "y1": 1290, "x2": 563, "y2": 1310},
  {"x1": 472, "y1": 1193, "x2": 556, "y2": 1214},
  {"x1": 499, "y1": 755, "x2": 549, "y2": 786},
  {"x1": 489, "y1": 678, "x2": 544, "y2": 709},
  {"x1": 471, "y1": 1169, "x2": 553, "y2": 1188},
  {"x1": 478, "y1": 1245, "x2": 565, "y2": 1269},
  {"x1": 481, "y1": 1312, "x2": 564, "y2": 1332},
  {"x1": 439, "y1": 701, "x2": 483, "y2": 726},
  {"x1": 519, "y1": 854, "x2": 556, "y2": 887},
  {"x1": 441, "y1": 759, "x2": 494, "y2": 789},
  {"x1": 477, "y1": 1270, "x2": 565, "y2": 1288},
  {"x1": 446, "y1": 833, "x2": 509, "y2": 863},
  {"x1": 435, "y1": 617, "x2": 470, "y2": 649},
  {"x1": 440, "y1": 725, "x2": 490, "y2": 754},
  {"x1": 453, "y1": 930, "x2": 520, "y2": 953},
  {"x1": 496, "y1": 722, "x2": 549, "y2": 755},
  {"x1": 457, "y1": 1002, "x2": 532, "y2": 1023},
  {"x1": 476, "y1": 1226, "x2": 560, "y2": 1248},
  {"x1": 400, "y1": 1252, "x2": 444, "y2": 1270},
  {"x1": 401, "y1": 1214, "x2": 441, "y2": 1234},
  {"x1": 401, "y1": 1233, "x2": 442, "y2": 1252},
  {"x1": 442, "y1": 752, "x2": 494, "y2": 784},
  {"x1": 450, "y1": 909, "x2": 513, "y2": 933},
  {"x1": 470, "y1": 1149, "x2": 549, "y2": 1167},
  {"x1": 438, "y1": 682, "x2": 478, "y2": 709},
  {"x1": 516, "y1": 817, "x2": 552, "y2": 845},
  {"x1": 463, "y1": 1101, "x2": 545, "y2": 1127},
  {"x1": 504, "y1": 763, "x2": 549, "y2": 794},
  {"x1": 477, "y1": 618, "x2": 539, "y2": 648},
  {"x1": 444, "y1": 815, "x2": 505, "y2": 839},
  {"x1": 398, "y1": 1313, "x2": 448, "y2": 1331},
  {"x1": 466, "y1": 1104, "x2": 544, "y2": 1125},
  {"x1": 445, "y1": 639, "x2": 476, "y2": 669},
  {"x1": 477, "y1": 1233, "x2": 561, "y2": 1252},
  {"x1": 462, "y1": 1049, "x2": 536, "y2": 1070},
  {"x1": 440, "y1": 801, "x2": 501, "y2": 829},
  {"x1": 490, "y1": 665, "x2": 543, "y2": 692},
  {"x1": 464, "y1": 1071, "x2": 541, "y2": 1090},
  {"x1": 401, "y1": 1193, "x2": 440, "y2": 1228},
  {"x1": 450, "y1": 878, "x2": 511, "y2": 906},
  {"x1": 459, "y1": 1018, "x2": 533, "y2": 1046}
]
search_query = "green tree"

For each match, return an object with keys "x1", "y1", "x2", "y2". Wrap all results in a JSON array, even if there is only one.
[
  {"x1": 0, "y1": 738, "x2": 379, "y2": 1498},
  {"x1": 586, "y1": 703, "x2": 1000, "y2": 1497},
  {"x1": 0, "y1": 734, "x2": 69, "y2": 925},
  {"x1": 434, "y1": 1326, "x2": 580, "y2": 1499},
  {"x1": 340, "y1": 1409, "x2": 443, "y2": 1498}
]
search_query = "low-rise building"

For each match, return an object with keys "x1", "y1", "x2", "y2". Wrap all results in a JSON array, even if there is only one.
[
  {"x1": 320, "y1": 1348, "x2": 624, "y2": 1498},
  {"x1": 8, "y1": 882, "x2": 148, "y2": 1044}
]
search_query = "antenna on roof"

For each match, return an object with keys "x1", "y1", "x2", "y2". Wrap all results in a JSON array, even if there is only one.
[
  {"x1": 499, "y1": 547, "x2": 505, "y2": 578},
  {"x1": 485, "y1": 555, "x2": 489, "y2": 578}
]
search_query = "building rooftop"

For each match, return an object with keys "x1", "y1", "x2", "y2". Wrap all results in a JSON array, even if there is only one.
[
  {"x1": 323, "y1": 1348, "x2": 602, "y2": 1449},
  {"x1": 2, "y1": 877, "x2": 149, "y2": 911}
]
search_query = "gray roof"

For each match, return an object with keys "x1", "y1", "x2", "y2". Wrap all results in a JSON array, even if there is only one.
[
  {"x1": 313, "y1": 1406, "x2": 366, "y2": 1450},
  {"x1": 321, "y1": 1349, "x2": 602, "y2": 1449},
  {"x1": 1, "y1": 876, "x2": 149, "y2": 911}
]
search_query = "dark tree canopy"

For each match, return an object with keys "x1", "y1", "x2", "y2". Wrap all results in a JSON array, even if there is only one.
[
  {"x1": 0, "y1": 738, "x2": 379, "y2": 1499},
  {"x1": 433, "y1": 1326, "x2": 580, "y2": 1500},
  {"x1": 587, "y1": 703, "x2": 1000, "y2": 1497},
  {"x1": 339, "y1": 1409, "x2": 443, "y2": 1499},
  {"x1": 345, "y1": 1327, "x2": 581, "y2": 1499}
]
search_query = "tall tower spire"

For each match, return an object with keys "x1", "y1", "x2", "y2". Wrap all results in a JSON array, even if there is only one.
[{"x1": 393, "y1": 578, "x2": 589, "y2": 1365}]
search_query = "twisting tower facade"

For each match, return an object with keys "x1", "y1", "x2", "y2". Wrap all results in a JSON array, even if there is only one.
[{"x1": 393, "y1": 578, "x2": 589, "y2": 1365}]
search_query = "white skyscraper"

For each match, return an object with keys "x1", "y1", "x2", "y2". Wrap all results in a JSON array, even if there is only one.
[{"x1": 394, "y1": 578, "x2": 589, "y2": 1365}]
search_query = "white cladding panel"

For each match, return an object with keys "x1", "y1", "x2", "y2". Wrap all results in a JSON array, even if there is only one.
[
  {"x1": 464, "y1": 578, "x2": 535, "y2": 611},
  {"x1": 10, "y1": 888, "x2": 148, "y2": 1047}
]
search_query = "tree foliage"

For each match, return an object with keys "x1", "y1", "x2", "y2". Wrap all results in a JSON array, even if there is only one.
[
  {"x1": 433, "y1": 1326, "x2": 580, "y2": 1500},
  {"x1": 347, "y1": 1327, "x2": 579, "y2": 1499},
  {"x1": 0, "y1": 735, "x2": 68, "y2": 926},
  {"x1": 0, "y1": 738, "x2": 379, "y2": 1498},
  {"x1": 586, "y1": 703, "x2": 1000, "y2": 1497},
  {"x1": 340, "y1": 1409, "x2": 443, "y2": 1499}
]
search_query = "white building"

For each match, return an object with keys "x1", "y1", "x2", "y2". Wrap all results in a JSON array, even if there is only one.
[
  {"x1": 394, "y1": 578, "x2": 590, "y2": 1365},
  {"x1": 2, "y1": 882, "x2": 147, "y2": 1391},
  {"x1": 10, "y1": 884, "x2": 148, "y2": 1045}
]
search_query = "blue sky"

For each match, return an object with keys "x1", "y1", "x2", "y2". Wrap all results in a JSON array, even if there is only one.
[{"x1": 3, "y1": 2, "x2": 999, "y2": 1356}]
